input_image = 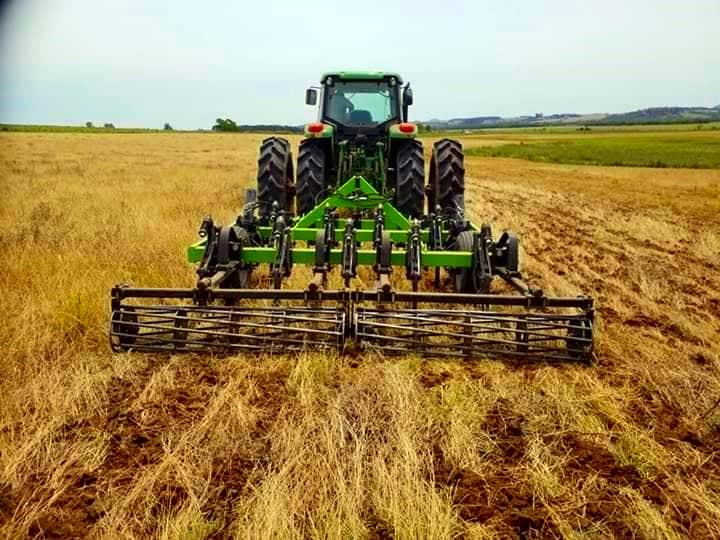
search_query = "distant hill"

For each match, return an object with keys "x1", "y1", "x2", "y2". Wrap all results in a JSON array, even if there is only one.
[
  {"x1": 423, "y1": 106, "x2": 720, "y2": 129},
  {"x1": 447, "y1": 116, "x2": 502, "y2": 127},
  {"x1": 5, "y1": 104, "x2": 718, "y2": 134},
  {"x1": 604, "y1": 107, "x2": 720, "y2": 124}
]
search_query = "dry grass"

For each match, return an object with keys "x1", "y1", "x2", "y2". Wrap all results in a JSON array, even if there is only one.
[{"x1": 1, "y1": 132, "x2": 720, "y2": 538}]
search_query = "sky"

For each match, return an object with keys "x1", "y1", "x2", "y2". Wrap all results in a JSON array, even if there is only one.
[{"x1": 0, "y1": 0, "x2": 718, "y2": 129}]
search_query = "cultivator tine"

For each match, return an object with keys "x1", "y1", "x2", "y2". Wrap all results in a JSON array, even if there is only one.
[
  {"x1": 110, "y1": 304, "x2": 346, "y2": 353},
  {"x1": 355, "y1": 308, "x2": 593, "y2": 362}
]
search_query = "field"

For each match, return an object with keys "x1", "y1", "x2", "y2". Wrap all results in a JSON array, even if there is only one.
[
  {"x1": 463, "y1": 129, "x2": 720, "y2": 169},
  {"x1": 1, "y1": 130, "x2": 720, "y2": 538}
]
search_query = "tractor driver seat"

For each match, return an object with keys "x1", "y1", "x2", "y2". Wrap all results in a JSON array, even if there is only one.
[{"x1": 349, "y1": 110, "x2": 373, "y2": 124}]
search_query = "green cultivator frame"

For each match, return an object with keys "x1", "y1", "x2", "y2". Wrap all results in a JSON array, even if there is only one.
[
  {"x1": 110, "y1": 71, "x2": 594, "y2": 361},
  {"x1": 111, "y1": 176, "x2": 594, "y2": 361}
]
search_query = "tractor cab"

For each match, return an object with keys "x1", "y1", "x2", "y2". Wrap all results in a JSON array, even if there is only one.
[
  {"x1": 306, "y1": 72, "x2": 412, "y2": 139},
  {"x1": 301, "y1": 72, "x2": 420, "y2": 215}
]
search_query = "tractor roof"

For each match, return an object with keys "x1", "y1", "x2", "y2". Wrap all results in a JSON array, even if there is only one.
[{"x1": 320, "y1": 71, "x2": 403, "y2": 83}]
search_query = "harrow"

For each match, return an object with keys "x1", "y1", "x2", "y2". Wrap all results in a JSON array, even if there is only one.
[{"x1": 110, "y1": 71, "x2": 594, "y2": 361}]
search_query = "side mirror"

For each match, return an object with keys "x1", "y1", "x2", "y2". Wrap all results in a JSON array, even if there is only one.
[
  {"x1": 403, "y1": 85, "x2": 413, "y2": 106},
  {"x1": 305, "y1": 88, "x2": 318, "y2": 106}
]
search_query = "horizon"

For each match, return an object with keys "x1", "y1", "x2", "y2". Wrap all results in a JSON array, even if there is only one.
[
  {"x1": 1, "y1": 0, "x2": 718, "y2": 130},
  {"x1": 2, "y1": 101, "x2": 720, "y2": 131}
]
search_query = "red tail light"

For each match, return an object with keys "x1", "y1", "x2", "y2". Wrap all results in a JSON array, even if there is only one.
[
  {"x1": 307, "y1": 122, "x2": 325, "y2": 133},
  {"x1": 398, "y1": 122, "x2": 416, "y2": 133}
]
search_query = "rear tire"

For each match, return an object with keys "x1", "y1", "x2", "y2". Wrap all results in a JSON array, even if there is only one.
[
  {"x1": 257, "y1": 137, "x2": 294, "y2": 218},
  {"x1": 296, "y1": 139, "x2": 328, "y2": 216},
  {"x1": 394, "y1": 140, "x2": 425, "y2": 219},
  {"x1": 497, "y1": 231, "x2": 519, "y2": 272},
  {"x1": 221, "y1": 227, "x2": 251, "y2": 290},
  {"x1": 453, "y1": 231, "x2": 475, "y2": 293},
  {"x1": 452, "y1": 230, "x2": 490, "y2": 294},
  {"x1": 428, "y1": 139, "x2": 464, "y2": 217}
]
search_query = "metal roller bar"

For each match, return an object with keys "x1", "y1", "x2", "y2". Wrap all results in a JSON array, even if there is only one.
[
  {"x1": 110, "y1": 305, "x2": 346, "y2": 353},
  {"x1": 355, "y1": 308, "x2": 592, "y2": 362},
  {"x1": 112, "y1": 286, "x2": 593, "y2": 310}
]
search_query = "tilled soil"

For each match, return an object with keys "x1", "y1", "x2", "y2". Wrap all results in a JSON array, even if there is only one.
[{"x1": 6, "y1": 359, "x2": 293, "y2": 538}]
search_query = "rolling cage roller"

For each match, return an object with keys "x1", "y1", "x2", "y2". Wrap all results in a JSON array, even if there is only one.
[{"x1": 110, "y1": 287, "x2": 593, "y2": 362}]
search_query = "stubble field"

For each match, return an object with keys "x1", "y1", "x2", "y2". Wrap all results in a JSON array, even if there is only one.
[{"x1": 1, "y1": 130, "x2": 719, "y2": 538}]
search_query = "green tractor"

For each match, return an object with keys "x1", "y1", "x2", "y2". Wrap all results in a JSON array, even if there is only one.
[
  {"x1": 111, "y1": 71, "x2": 594, "y2": 361},
  {"x1": 257, "y1": 71, "x2": 461, "y2": 222}
]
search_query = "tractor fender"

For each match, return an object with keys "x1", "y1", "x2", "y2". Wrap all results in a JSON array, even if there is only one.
[{"x1": 304, "y1": 123, "x2": 334, "y2": 138}]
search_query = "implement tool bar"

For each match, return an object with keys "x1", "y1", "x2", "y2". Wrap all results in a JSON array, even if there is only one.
[{"x1": 112, "y1": 286, "x2": 593, "y2": 309}]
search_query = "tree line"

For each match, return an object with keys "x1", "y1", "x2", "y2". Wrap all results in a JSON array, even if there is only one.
[
  {"x1": 212, "y1": 118, "x2": 433, "y2": 133},
  {"x1": 212, "y1": 118, "x2": 302, "y2": 133},
  {"x1": 84, "y1": 122, "x2": 174, "y2": 130},
  {"x1": 77, "y1": 118, "x2": 432, "y2": 133}
]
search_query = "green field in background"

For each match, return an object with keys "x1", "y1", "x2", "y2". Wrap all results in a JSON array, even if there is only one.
[{"x1": 465, "y1": 133, "x2": 720, "y2": 169}]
